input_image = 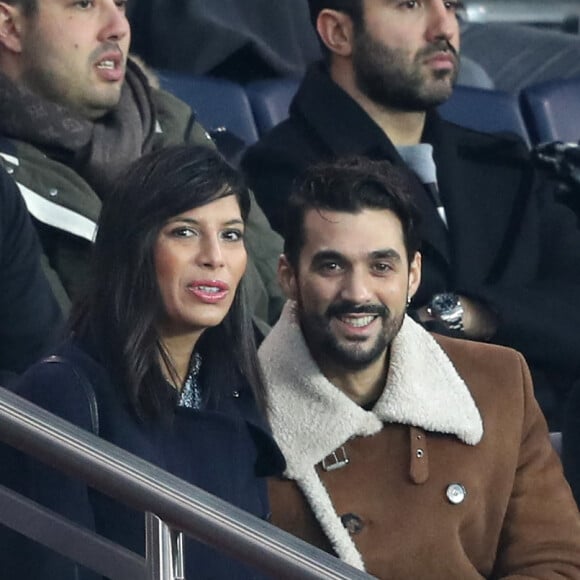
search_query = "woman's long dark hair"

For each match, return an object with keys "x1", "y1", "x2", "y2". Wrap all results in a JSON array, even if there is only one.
[{"x1": 73, "y1": 145, "x2": 267, "y2": 420}]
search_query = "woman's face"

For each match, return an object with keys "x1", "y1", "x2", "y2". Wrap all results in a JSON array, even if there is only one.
[{"x1": 154, "y1": 195, "x2": 247, "y2": 340}]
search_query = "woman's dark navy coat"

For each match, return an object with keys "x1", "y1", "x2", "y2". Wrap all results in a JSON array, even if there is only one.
[{"x1": 1, "y1": 336, "x2": 284, "y2": 579}]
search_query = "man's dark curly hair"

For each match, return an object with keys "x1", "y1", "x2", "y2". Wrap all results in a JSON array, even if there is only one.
[{"x1": 284, "y1": 156, "x2": 421, "y2": 268}]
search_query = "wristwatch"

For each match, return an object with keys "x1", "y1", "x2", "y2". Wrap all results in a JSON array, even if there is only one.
[{"x1": 427, "y1": 293, "x2": 464, "y2": 332}]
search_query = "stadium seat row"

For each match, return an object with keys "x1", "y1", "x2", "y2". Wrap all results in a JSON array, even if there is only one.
[{"x1": 156, "y1": 71, "x2": 580, "y2": 150}]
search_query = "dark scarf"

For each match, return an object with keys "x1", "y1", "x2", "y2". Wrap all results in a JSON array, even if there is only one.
[{"x1": 0, "y1": 58, "x2": 156, "y2": 198}]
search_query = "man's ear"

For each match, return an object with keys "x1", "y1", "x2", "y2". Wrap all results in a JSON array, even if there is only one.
[
  {"x1": 408, "y1": 251, "x2": 422, "y2": 301},
  {"x1": 0, "y1": 3, "x2": 25, "y2": 53},
  {"x1": 278, "y1": 254, "x2": 299, "y2": 301},
  {"x1": 316, "y1": 9, "x2": 355, "y2": 58}
]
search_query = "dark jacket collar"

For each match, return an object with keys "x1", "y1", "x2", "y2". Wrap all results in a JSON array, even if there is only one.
[{"x1": 291, "y1": 62, "x2": 402, "y2": 160}]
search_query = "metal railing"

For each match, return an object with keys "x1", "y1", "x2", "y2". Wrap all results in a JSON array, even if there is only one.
[{"x1": 0, "y1": 386, "x2": 373, "y2": 579}]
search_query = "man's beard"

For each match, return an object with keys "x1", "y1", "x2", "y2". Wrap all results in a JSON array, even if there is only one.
[
  {"x1": 299, "y1": 300, "x2": 405, "y2": 371},
  {"x1": 352, "y1": 28, "x2": 459, "y2": 112}
]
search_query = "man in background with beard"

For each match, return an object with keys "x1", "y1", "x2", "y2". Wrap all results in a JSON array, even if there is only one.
[
  {"x1": 259, "y1": 157, "x2": 580, "y2": 578},
  {"x1": 242, "y1": 0, "x2": 580, "y2": 431}
]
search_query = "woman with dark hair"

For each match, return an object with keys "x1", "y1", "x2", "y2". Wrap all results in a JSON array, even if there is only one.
[{"x1": 6, "y1": 145, "x2": 284, "y2": 579}]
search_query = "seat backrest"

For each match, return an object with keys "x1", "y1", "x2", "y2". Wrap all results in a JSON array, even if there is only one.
[
  {"x1": 245, "y1": 77, "x2": 301, "y2": 137},
  {"x1": 457, "y1": 56, "x2": 494, "y2": 90},
  {"x1": 438, "y1": 85, "x2": 530, "y2": 146},
  {"x1": 520, "y1": 76, "x2": 580, "y2": 144},
  {"x1": 246, "y1": 77, "x2": 528, "y2": 146},
  {"x1": 243, "y1": 54, "x2": 493, "y2": 138},
  {"x1": 157, "y1": 71, "x2": 260, "y2": 146}
]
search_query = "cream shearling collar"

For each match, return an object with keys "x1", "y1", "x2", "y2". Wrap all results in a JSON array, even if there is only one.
[
  {"x1": 259, "y1": 301, "x2": 484, "y2": 570},
  {"x1": 260, "y1": 301, "x2": 483, "y2": 479}
]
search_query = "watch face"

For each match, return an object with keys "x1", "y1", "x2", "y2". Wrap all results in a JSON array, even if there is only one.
[
  {"x1": 429, "y1": 293, "x2": 464, "y2": 331},
  {"x1": 431, "y1": 293, "x2": 458, "y2": 314}
]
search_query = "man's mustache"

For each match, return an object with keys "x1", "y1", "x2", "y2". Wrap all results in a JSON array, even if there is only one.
[
  {"x1": 326, "y1": 301, "x2": 389, "y2": 319},
  {"x1": 90, "y1": 41, "x2": 124, "y2": 63},
  {"x1": 419, "y1": 39, "x2": 459, "y2": 61}
]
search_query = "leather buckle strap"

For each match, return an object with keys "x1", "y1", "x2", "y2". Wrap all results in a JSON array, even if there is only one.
[{"x1": 321, "y1": 445, "x2": 350, "y2": 472}]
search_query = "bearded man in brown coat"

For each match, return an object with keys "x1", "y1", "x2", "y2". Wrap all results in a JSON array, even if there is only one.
[{"x1": 259, "y1": 157, "x2": 580, "y2": 579}]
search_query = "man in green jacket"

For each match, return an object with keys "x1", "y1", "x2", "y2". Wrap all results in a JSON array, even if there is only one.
[{"x1": 0, "y1": 0, "x2": 283, "y2": 329}]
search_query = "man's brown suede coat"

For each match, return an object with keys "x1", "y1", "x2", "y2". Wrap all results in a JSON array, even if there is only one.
[{"x1": 261, "y1": 303, "x2": 580, "y2": 579}]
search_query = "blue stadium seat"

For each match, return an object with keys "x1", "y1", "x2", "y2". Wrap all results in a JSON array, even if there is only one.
[
  {"x1": 438, "y1": 85, "x2": 530, "y2": 146},
  {"x1": 458, "y1": 56, "x2": 494, "y2": 90},
  {"x1": 246, "y1": 78, "x2": 530, "y2": 145},
  {"x1": 245, "y1": 77, "x2": 301, "y2": 137},
  {"x1": 245, "y1": 56, "x2": 494, "y2": 138},
  {"x1": 246, "y1": 79, "x2": 528, "y2": 146},
  {"x1": 157, "y1": 71, "x2": 260, "y2": 146},
  {"x1": 520, "y1": 77, "x2": 580, "y2": 144}
]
